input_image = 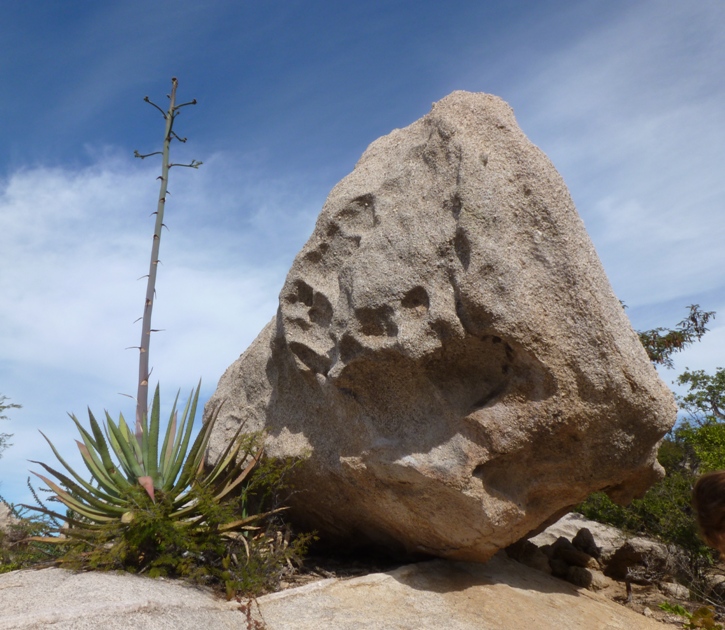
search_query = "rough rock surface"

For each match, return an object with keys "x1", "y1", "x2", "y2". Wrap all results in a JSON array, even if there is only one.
[
  {"x1": 0, "y1": 568, "x2": 242, "y2": 630},
  {"x1": 0, "y1": 502, "x2": 18, "y2": 533},
  {"x1": 0, "y1": 559, "x2": 678, "y2": 630},
  {"x1": 206, "y1": 90, "x2": 676, "y2": 561},
  {"x1": 253, "y1": 555, "x2": 678, "y2": 630}
]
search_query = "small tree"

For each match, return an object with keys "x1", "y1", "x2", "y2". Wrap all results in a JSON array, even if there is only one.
[
  {"x1": 638, "y1": 304, "x2": 715, "y2": 368},
  {"x1": 0, "y1": 395, "x2": 20, "y2": 459}
]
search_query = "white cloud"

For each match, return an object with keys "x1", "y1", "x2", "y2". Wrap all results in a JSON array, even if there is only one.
[
  {"x1": 491, "y1": 3, "x2": 725, "y2": 312},
  {"x1": 0, "y1": 151, "x2": 322, "y2": 506}
]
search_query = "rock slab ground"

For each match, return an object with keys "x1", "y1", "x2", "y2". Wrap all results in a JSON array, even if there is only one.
[
  {"x1": 206, "y1": 90, "x2": 676, "y2": 560},
  {"x1": 0, "y1": 555, "x2": 677, "y2": 630}
]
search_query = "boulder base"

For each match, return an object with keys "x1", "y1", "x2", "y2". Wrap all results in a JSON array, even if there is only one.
[{"x1": 206, "y1": 91, "x2": 675, "y2": 561}]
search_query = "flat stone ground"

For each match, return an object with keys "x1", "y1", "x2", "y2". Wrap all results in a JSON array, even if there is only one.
[
  {"x1": 279, "y1": 550, "x2": 694, "y2": 627},
  {"x1": 0, "y1": 553, "x2": 688, "y2": 630}
]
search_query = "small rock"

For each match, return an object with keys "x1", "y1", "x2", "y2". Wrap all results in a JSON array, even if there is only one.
[
  {"x1": 550, "y1": 558, "x2": 570, "y2": 579},
  {"x1": 572, "y1": 527, "x2": 601, "y2": 559},
  {"x1": 659, "y1": 581, "x2": 689, "y2": 600},
  {"x1": 506, "y1": 539, "x2": 551, "y2": 574},
  {"x1": 551, "y1": 536, "x2": 600, "y2": 569},
  {"x1": 0, "y1": 502, "x2": 19, "y2": 534},
  {"x1": 605, "y1": 538, "x2": 675, "y2": 583},
  {"x1": 564, "y1": 566, "x2": 615, "y2": 591},
  {"x1": 530, "y1": 513, "x2": 628, "y2": 564},
  {"x1": 566, "y1": 566, "x2": 594, "y2": 589}
]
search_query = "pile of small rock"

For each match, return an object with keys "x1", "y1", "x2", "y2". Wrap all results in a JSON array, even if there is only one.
[{"x1": 507, "y1": 513, "x2": 692, "y2": 602}]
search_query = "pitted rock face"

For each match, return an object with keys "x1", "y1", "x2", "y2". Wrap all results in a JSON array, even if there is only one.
[{"x1": 205, "y1": 91, "x2": 676, "y2": 561}]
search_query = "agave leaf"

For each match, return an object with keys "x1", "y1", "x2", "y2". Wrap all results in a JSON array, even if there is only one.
[
  {"x1": 119, "y1": 412, "x2": 144, "y2": 465},
  {"x1": 72, "y1": 426, "x2": 115, "y2": 489},
  {"x1": 38, "y1": 430, "x2": 119, "y2": 502},
  {"x1": 29, "y1": 462, "x2": 126, "y2": 515},
  {"x1": 68, "y1": 412, "x2": 100, "y2": 449},
  {"x1": 105, "y1": 413, "x2": 145, "y2": 480},
  {"x1": 86, "y1": 409, "x2": 132, "y2": 491},
  {"x1": 165, "y1": 383, "x2": 202, "y2": 491},
  {"x1": 73, "y1": 421, "x2": 131, "y2": 495},
  {"x1": 75, "y1": 442, "x2": 127, "y2": 501},
  {"x1": 137, "y1": 475, "x2": 155, "y2": 502},
  {"x1": 144, "y1": 384, "x2": 161, "y2": 485},
  {"x1": 18, "y1": 503, "x2": 104, "y2": 532},
  {"x1": 104, "y1": 417, "x2": 134, "y2": 479},
  {"x1": 29, "y1": 472, "x2": 120, "y2": 523},
  {"x1": 212, "y1": 448, "x2": 264, "y2": 504},
  {"x1": 158, "y1": 389, "x2": 180, "y2": 482},
  {"x1": 171, "y1": 409, "x2": 217, "y2": 494},
  {"x1": 68, "y1": 413, "x2": 101, "y2": 455},
  {"x1": 172, "y1": 387, "x2": 193, "y2": 455},
  {"x1": 216, "y1": 507, "x2": 288, "y2": 532},
  {"x1": 199, "y1": 420, "x2": 251, "y2": 489}
]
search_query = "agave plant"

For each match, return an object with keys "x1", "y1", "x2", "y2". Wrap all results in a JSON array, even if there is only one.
[{"x1": 24, "y1": 383, "x2": 275, "y2": 539}]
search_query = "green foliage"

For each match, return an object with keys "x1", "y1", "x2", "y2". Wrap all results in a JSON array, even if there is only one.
[
  {"x1": 0, "y1": 394, "x2": 20, "y2": 459},
  {"x1": 0, "y1": 480, "x2": 64, "y2": 573},
  {"x1": 659, "y1": 602, "x2": 723, "y2": 629},
  {"x1": 638, "y1": 304, "x2": 715, "y2": 368},
  {"x1": 25, "y1": 384, "x2": 271, "y2": 535},
  {"x1": 577, "y1": 468, "x2": 710, "y2": 561},
  {"x1": 678, "y1": 368, "x2": 725, "y2": 423},
  {"x1": 677, "y1": 421, "x2": 725, "y2": 473}
]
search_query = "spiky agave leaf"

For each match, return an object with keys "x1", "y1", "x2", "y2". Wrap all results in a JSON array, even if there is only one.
[
  {"x1": 143, "y1": 384, "x2": 162, "y2": 486},
  {"x1": 163, "y1": 383, "x2": 201, "y2": 492},
  {"x1": 157, "y1": 390, "x2": 180, "y2": 483},
  {"x1": 104, "y1": 413, "x2": 145, "y2": 481}
]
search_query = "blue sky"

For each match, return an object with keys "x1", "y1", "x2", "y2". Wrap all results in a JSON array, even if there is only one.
[{"x1": 1, "y1": 1, "x2": 724, "y2": 507}]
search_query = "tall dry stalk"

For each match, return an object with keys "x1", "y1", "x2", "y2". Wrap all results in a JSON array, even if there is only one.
[{"x1": 133, "y1": 77, "x2": 201, "y2": 443}]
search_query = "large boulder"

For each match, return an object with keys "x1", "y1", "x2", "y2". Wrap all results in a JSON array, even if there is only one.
[{"x1": 205, "y1": 91, "x2": 676, "y2": 561}]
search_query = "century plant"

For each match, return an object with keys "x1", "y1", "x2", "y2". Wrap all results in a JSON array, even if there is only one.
[{"x1": 24, "y1": 78, "x2": 272, "y2": 541}]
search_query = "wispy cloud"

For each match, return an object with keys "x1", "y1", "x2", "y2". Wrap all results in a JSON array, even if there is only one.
[
  {"x1": 0, "y1": 150, "x2": 321, "y2": 504},
  {"x1": 488, "y1": 3, "x2": 725, "y2": 310}
]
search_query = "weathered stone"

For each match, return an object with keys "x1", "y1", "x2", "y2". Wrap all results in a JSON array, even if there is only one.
[
  {"x1": 551, "y1": 537, "x2": 600, "y2": 570},
  {"x1": 563, "y1": 566, "x2": 616, "y2": 592},
  {"x1": 252, "y1": 555, "x2": 677, "y2": 630},
  {"x1": 0, "y1": 557, "x2": 678, "y2": 630},
  {"x1": 604, "y1": 538, "x2": 677, "y2": 583},
  {"x1": 572, "y1": 528, "x2": 601, "y2": 559},
  {"x1": 0, "y1": 567, "x2": 242, "y2": 629},
  {"x1": 505, "y1": 539, "x2": 551, "y2": 574},
  {"x1": 659, "y1": 581, "x2": 689, "y2": 600},
  {"x1": 206, "y1": 91, "x2": 676, "y2": 561},
  {"x1": 530, "y1": 514, "x2": 628, "y2": 565},
  {"x1": 0, "y1": 502, "x2": 18, "y2": 533}
]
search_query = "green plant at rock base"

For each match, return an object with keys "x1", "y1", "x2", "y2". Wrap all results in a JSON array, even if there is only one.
[
  {"x1": 25, "y1": 383, "x2": 277, "y2": 536},
  {"x1": 20, "y1": 79, "x2": 308, "y2": 596}
]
